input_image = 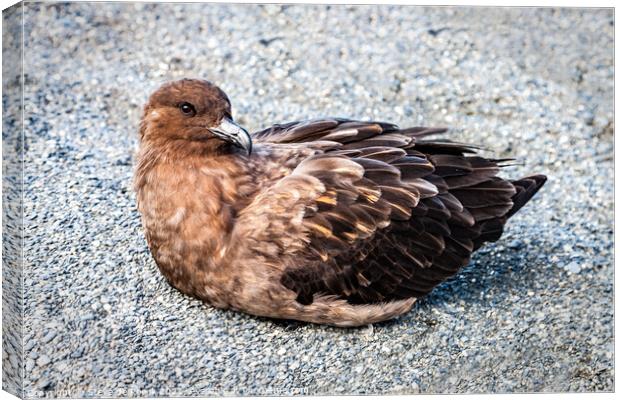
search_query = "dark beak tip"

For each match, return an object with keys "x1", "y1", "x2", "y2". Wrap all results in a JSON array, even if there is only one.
[
  {"x1": 209, "y1": 118, "x2": 252, "y2": 155},
  {"x1": 243, "y1": 139, "x2": 253, "y2": 156}
]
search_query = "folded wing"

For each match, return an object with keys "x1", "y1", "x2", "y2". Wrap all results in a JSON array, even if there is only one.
[{"x1": 252, "y1": 119, "x2": 545, "y2": 304}]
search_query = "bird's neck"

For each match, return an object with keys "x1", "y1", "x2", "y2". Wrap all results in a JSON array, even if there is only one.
[
  {"x1": 134, "y1": 139, "x2": 249, "y2": 190},
  {"x1": 136, "y1": 145, "x2": 253, "y2": 207}
]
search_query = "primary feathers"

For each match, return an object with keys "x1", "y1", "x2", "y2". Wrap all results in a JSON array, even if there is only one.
[{"x1": 134, "y1": 79, "x2": 546, "y2": 327}]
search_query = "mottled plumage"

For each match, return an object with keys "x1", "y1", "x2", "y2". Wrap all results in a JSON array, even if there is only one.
[{"x1": 134, "y1": 79, "x2": 546, "y2": 327}]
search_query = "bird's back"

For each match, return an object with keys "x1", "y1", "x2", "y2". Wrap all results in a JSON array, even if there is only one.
[{"x1": 251, "y1": 118, "x2": 546, "y2": 306}]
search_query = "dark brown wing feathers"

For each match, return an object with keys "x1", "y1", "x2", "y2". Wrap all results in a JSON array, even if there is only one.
[{"x1": 255, "y1": 119, "x2": 545, "y2": 305}]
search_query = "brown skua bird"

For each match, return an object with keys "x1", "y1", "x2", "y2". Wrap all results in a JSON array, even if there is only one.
[{"x1": 134, "y1": 79, "x2": 546, "y2": 327}]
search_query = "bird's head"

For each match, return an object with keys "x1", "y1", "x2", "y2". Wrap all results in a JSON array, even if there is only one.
[{"x1": 139, "y1": 79, "x2": 252, "y2": 155}]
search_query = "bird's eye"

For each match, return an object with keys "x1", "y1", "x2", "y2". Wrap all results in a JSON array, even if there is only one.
[{"x1": 179, "y1": 102, "x2": 196, "y2": 116}]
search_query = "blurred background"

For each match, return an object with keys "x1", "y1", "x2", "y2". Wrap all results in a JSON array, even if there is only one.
[{"x1": 4, "y1": 2, "x2": 613, "y2": 396}]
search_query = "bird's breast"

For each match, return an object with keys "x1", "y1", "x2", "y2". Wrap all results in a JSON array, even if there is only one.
[{"x1": 135, "y1": 162, "x2": 243, "y2": 300}]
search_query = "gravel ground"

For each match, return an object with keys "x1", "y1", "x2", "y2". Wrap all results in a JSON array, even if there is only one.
[{"x1": 2, "y1": 3, "x2": 614, "y2": 397}]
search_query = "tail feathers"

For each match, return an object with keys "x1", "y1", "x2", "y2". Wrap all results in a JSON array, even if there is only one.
[
  {"x1": 472, "y1": 174, "x2": 546, "y2": 250},
  {"x1": 506, "y1": 174, "x2": 547, "y2": 219}
]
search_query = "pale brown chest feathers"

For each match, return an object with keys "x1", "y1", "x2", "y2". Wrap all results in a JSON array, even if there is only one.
[
  {"x1": 135, "y1": 154, "x2": 243, "y2": 294},
  {"x1": 133, "y1": 148, "x2": 294, "y2": 300}
]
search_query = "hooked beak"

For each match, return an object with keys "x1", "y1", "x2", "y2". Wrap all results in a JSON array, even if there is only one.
[{"x1": 208, "y1": 118, "x2": 252, "y2": 155}]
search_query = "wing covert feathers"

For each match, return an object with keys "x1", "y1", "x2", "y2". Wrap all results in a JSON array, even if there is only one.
[{"x1": 253, "y1": 119, "x2": 546, "y2": 305}]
